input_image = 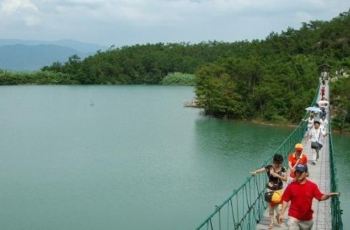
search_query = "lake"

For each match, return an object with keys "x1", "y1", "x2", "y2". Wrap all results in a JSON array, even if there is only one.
[{"x1": 0, "y1": 86, "x2": 348, "y2": 229}]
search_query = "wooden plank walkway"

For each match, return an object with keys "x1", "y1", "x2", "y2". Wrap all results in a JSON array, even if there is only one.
[{"x1": 257, "y1": 80, "x2": 332, "y2": 229}]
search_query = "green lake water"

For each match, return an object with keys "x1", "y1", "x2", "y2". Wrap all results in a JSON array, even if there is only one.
[
  {"x1": 0, "y1": 86, "x2": 348, "y2": 229},
  {"x1": 333, "y1": 134, "x2": 350, "y2": 227}
]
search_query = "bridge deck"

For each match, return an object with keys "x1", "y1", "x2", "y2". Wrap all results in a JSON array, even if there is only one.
[{"x1": 257, "y1": 81, "x2": 331, "y2": 230}]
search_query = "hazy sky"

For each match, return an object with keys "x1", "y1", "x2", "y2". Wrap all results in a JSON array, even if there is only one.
[{"x1": 0, "y1": 0, "x2": 349, "y2": 46}]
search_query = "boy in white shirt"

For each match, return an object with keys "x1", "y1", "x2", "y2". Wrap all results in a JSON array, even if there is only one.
[{"x1": 308, "y1": 120, "x2": 327, "y2": 165}]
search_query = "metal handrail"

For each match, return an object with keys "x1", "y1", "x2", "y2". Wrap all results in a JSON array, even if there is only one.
[{"x1": 328, "y1": 82, "x2": 343, "y2": 229}]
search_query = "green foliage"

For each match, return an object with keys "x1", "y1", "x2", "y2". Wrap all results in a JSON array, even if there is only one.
[
  {"x1": 196, "y1": 55, "x2": 318, "y2": 122},
  {"x1": 194, "y1": 9, "x2": 350, "y2": 123},
  {"x1": 196, "y1": 63, "x2": 245, "y2": 118},
  {"x1": 331, "y1": 75, "x2": 350, "y2": 132},
  {"x1": 41, "y1": 42, "x2": 256, "y2": 84},
  {"x1": 160, "y1": 72, "x2": 196, "y2": 85},
  {"x1": 0, "y1": 69, "x2": 77, "y2": 85}
]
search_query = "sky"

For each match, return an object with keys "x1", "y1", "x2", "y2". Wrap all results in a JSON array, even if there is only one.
[{"x1": 0, "y1": 0, "x2": 349, "y2": 46}]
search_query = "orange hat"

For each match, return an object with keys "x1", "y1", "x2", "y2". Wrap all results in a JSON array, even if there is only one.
[{"x1": 295, "y1": 143, "x2": 303, "y2": 150}]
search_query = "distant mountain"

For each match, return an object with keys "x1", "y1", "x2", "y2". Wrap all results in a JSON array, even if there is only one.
[
  {"x1": 0, "y1": 39, "x2": 105, "y2": 71},
  {"x1": 51, "y1": 39, "x2": 106, "y2": 53},
  {"x1": 0, "y1": 39, "x2": 105, "y2": 53},
  {"x1": 0, "y1": 44, "x2": 83, "y2": 71}
]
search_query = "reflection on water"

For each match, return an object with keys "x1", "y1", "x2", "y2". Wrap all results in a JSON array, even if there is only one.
[{"x1": 193, "y1": 117, "x2": 292, "y2": 196}]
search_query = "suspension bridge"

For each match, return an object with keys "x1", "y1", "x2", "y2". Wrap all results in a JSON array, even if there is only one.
[{"x1": 196, "y1": 76, "x2": 343, "y2": 230}]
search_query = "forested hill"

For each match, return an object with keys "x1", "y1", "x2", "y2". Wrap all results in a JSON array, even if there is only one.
[
  {"x1": 42, "y1": 42, "x2": 256, "y2": 84},
  {"x1": 195, "y1": 10, "x2": 350, "y2": 123},
  {"x1": 38, "y1": 9, "x2": 349, "y2": 86},
  {"x1": 0, "y1": 9, "x2": 349, "y2": 125}
]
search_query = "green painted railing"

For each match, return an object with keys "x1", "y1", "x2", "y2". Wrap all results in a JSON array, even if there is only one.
[
  {"x1": 328, "y1": 84, "x2": 343, "y2": 230},
  {"x1": 329, "y1": 122, "x2": 343, "y2": 229},
  {"x1": 195, "y1": 82, "x2": 333, "y2": 230}
]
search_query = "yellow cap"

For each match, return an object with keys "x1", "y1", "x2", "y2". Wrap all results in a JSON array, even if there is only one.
[
  {"x1": 295, "y1": 143, "x2": 303, "y2": 150},
  {"x1": 271, "y1": 190, "x2": 282, "y2": 204}
]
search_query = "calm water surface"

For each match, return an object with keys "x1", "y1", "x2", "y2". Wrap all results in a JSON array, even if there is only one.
[
  {"x1": 333, "y1": 134, "x2": 350, "y2": 227},
  {"x1": 0, "y1": 86, "x2": 348, "y2": 229}
]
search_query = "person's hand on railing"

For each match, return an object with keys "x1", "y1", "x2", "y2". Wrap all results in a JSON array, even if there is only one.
[
  {"x1": 328, "y1": 192, "x2": 340, "y2": 196},
  {"x1": 250, "y1": 167, "x2": 265, "y2": 176},
  {"x1": 250, "y1": 171, "x2": 257, "y2": 176},
  {"x1": 321, "y1": 192, "x2": 341, "y2": 201}
]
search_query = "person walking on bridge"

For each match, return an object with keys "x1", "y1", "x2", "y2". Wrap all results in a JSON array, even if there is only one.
[
  {"x1": 278, "y1": 164, "x2": 340, "y2": 229},
  {"x1": 309, "y1": 120, "x2": 327, "y2": 165},
  {"x1": 250, "y1": 154, "x2": 287, "y2": 229},
  {"x1": 288, "y1": 143, "x2": 308, "y2": 183},
  {"x1": 305, "y1": 114, "x2": 314, "y2": 135},
  {"x1": 320, "y1": 86, "x2": 325, "y2": 98}
]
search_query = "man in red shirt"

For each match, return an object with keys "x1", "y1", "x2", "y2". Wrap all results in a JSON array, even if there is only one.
[
  {"x1": 288, "y1": 143, "x2": 308, "y2": 182},
  {"x1": 278, "y1": 164, "x2": 339, "y2": 229}
]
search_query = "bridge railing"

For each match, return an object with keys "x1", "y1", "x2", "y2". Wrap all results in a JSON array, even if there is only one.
[
  {"x1": 196, "y1": 84, "x2": 320, "y2": 230},
  {"x1": 196, "y1": 122, "x2": 307, "y2": 230},
  {"x1": 328, "y1": 83, "x2": 343, "y2": 229},
  {"x1": 329, "y1": 123, "x2": 343, "y2": 229}
]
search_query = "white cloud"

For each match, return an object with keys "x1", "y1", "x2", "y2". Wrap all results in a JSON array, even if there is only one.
[
  {"x1": 0, "y1": 0, "x2": 38, "y2": 14},
  {"x1": 0, "y1": 0, "x2": 348, "y2": 44},
  {"x1": 0, "y1": 0, "x2": 41, "y2": 27},
  {"x1": 24, "y1": 14, "x2": 41, "y2": 26}
]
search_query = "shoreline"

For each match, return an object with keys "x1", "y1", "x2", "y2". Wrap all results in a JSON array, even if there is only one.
[
  {"x1": 250, "y1": 119, "x2": 350, "y2": 136},
  {"x1": 197, "y1": 110, "x2": 350, "y2": 135},
  {"x1": 250, "y1": 119, "x2": 298, "y2": 129}
]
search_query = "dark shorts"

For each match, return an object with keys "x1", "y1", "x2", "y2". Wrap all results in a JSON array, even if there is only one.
[{"x1": 311, "y1": 142, "x2": 323, "y2": 150}]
